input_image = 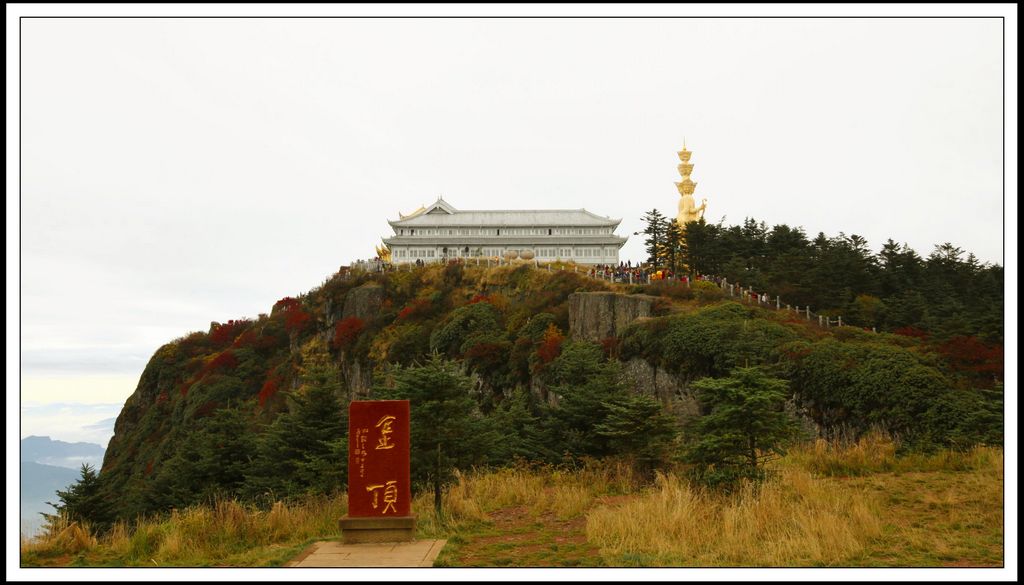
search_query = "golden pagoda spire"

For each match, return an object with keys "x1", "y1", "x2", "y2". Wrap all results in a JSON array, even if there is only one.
[{"x1": 674, "y1": 140, "x2": 707, "y2": 227}]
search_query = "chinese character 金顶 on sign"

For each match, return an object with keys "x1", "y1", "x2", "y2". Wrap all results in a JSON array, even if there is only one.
[{"x1": 347, "y1": 401, "x2": 411, "y2": 517}]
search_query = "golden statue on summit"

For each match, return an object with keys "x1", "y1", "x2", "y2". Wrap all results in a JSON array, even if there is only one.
[{"x1": 675, "y1": 142, "x2": 707, "y2": 227}]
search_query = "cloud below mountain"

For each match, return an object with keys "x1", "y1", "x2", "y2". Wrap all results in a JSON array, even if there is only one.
[{"x1": 21, "y1": 403, "x2": 122, "y2": 447}]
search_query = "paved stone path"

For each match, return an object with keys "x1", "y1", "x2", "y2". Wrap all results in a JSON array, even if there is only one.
[{"x1": 286, "y1": 539, "x2": 447, "y2": 567}]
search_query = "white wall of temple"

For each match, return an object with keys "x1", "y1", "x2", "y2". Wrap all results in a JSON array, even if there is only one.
[
  {"x1": 389, "y1": 244, "x2": 621, "y2": 265},
  {"x1": 393, "y1": 226, "x2": 617, "y2": 237}
]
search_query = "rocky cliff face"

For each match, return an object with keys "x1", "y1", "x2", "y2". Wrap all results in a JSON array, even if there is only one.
[
  {"x1": 621, "y1": 357, "x2": 701, "y2": 423},
  {"x1": 339, "y1": 283, "x2": 384, "y2": 398},
  {"x1": 342, "y1": 283, "x2": 384, "y2": 321},
  {"x1": 565, "y1": 291, "x2": 702, "y2": 420},
  {"x1": 567, "y1": 292, "x2": 659, "y2": 343}
]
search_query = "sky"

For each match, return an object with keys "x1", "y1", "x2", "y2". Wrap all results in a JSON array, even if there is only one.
[
  {"x1": 6, "y1": 5, "x2": 1018, "y2": 582},
  {"x1": 14, "y1": 14, "x2": 1010, "y2": 423}
]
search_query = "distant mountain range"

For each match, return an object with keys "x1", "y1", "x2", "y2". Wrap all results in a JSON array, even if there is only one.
[
  {"x1": 21, "y1": 435, "x2": 106, "y2": 469},
  {"x1": 20, "y1": 436, "x2": 105, "y2": 538}
]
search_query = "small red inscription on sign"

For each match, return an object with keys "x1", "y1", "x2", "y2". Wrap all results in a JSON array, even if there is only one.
[{"x1": 348, "y1": 400, "x2": 411, "y2": 517}]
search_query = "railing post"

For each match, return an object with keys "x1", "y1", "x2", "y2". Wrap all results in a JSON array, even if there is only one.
[
  {"x1": 838, "y1": 316, "x2": 842, "y2": 327},
  {"x1": 806, "y1": 306, "x2": 810, "y2": 320},
  {"x1": 786, "y1": 304, "x2": 790, "y2": 311},
  {"x1": 776, "y1": 296, "x2": 781, "y2": 310},
  {"x1": 818, "y1": 315, "x2": 823, "y2": 327}
]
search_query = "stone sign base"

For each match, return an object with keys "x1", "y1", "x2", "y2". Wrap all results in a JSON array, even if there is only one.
[{"x1": 339, "y1": 515, "x2": 416, "y2": 544}]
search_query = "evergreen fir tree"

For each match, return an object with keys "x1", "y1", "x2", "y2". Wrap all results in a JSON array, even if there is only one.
[
  {"x1": 371, "y1": 353, "x2": 499, "y2": 516},
  {"x1": 244, "y1": 339, "x2": 347, "y2": 502},
  {"x1": 594, "y1": 393, "x2": 678, "y2": 473},
  {"x1": 663, "y1": 218, "x2": 684, "y2": 274},
  {"x1": 685, "y1": 367, "x2": 800, "y2": 488},
  {"x1": 45, "y1": 463, "x2": 114, "y2": 532},
  {"x1": 641, "y1": 209, "x2": 668, "y2": 268}
]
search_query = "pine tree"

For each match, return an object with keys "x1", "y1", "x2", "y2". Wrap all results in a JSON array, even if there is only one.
[
  {"x1": 244, "y1": 339, "x2": 347, "y2": 502},
  {"x1": 663, "y1": 218, "x2": 684, "y2": 274},
  {"x1": 685, "y1": 367, "x2": 800, "y2": 488},
  {"x1": 45, "y1": 463, "x2": 114, "y2": 532},
  {"x1": 370, "y1": 353, "x2": 499, "y2": 516},
  {"x1": 641, "y1": 209, "x2": 668, "y2": 268},
  {"x1": 594, "y1": 393, "x2": 678, "y2": 473},
  {"x1": 148, "y1": 407, "x2": 254, "y2": 511},
  {"x1": 488, "y1": 387, "x2": 560, "y2": 465}
]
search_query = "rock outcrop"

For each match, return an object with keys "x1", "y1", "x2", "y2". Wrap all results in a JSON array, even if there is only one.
[
  {"x1": 342, "y1": 283, "x2": 384, "y2": 321},
  {"x1": 568, "y1": 292, "x2": 659, "y2": 343},
  {"x1": 621, "y1": 357, "x2": 701, "y2": 424},
  {"x1": 337, "y1": 283, "x2": 385, "y2": 398}
]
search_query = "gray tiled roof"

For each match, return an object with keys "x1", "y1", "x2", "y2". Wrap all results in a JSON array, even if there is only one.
[{"x1": 389, "y1": 208, "x2": 621, "y2": 227}]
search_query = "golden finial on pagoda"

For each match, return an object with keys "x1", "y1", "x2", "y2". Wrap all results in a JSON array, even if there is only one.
[{"x1": 674, "y1": 140, "x2": 707, "y2": 227}]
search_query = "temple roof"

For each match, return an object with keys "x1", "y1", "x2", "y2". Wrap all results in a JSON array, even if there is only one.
[{"x1": 388, "y1": 198, "x2": 621, "y2": 227}]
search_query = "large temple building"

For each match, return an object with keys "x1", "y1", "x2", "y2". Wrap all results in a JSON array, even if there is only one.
[{"x1": 381, "y1": 198, "x2": 628, "y2": 265}]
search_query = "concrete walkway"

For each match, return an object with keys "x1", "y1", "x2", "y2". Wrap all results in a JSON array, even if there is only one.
[{"x1": 286, "y1": 539, "x2": 447, "y2": 567}]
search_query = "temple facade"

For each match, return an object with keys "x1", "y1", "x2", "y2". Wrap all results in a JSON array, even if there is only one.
[{"x1": 381, "y1": 198, "x2": 628, "y2": 265}]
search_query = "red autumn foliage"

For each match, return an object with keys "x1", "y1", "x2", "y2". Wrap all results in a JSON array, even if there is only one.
[
  {"x1": 156, "y1": 391, "x2": 169, "y2": 405},
  {"x1": 145, "y1": 460, "x2": 154, "y2": 477},
  {"x1": 333, "y1": 317, "x2": 365, "y2": 350},
  {"x1": 273, "y1": 297, "x2": 301, "y2": 313},
  {"x1": 536, "y1": 324, "x2": 564, "y2": 365},
  {"x1": 600, "y1": 336, "x2": 620, "y2": 359},
  {"x1": 936, "y1": 335, "x2": 1004, "y2": 382},
  {"x1": 397, "y1": 299, "x2": 431, "y2": 322},
  {"x1": 178, "y1": 381, "x2": 191, "y2": 397},
  {"x1": 464, "y1": 341, "x2": 507, "y2": 369},
  {"x1": 285, "y1": 307, "x2": 312, "y2": 334},
  {"x1": 258, "y1": 373, "x2": 282, "y2": 408},
  {"x1": 210, "y1": 319, "x2": 252, "y2": 347},
  {"x1": 209, "y1": 350, "x2": 239, "y2": 370},
  {"x1": 231, "y1": 329, "x2": 258, "y2": 349},
  {"x1": 468, "y1": 294, "x2": 492, "y2": 305},
  {"x1": 197, "y1": 350, "x2": 238, "y2": 379},
  {"x1": 894, "y1": 326, "x2": 929, "y2": 339},
  {"x1": 274, "y1": 297, "x2": 312, "y2": 334}
]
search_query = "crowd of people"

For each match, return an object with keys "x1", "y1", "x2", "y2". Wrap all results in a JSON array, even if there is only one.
[{"x1": 585, "y1": 262, "x2": 727, "y2": 286}]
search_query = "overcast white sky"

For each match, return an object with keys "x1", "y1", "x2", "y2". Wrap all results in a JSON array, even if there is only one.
[
  {"x1": 9, "y1": 11, "x2": 1015, "y2": 413},
  {"x1": 5, "y1": 5, "x2": 1019, "y2": 581},
  {"x1": 12, "y1": 16, "x2": 1010, "y2": 411}
]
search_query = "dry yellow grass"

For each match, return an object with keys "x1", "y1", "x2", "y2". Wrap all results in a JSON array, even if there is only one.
[
  {"x1": 22, "y1": 493, "x2": 348, "y2": 567},
  {"x1": 785, "y1": 430, "x2": 1003, "y2": 477},
  {"x1": 585, "y1": 467, "x2": 884, "y2": 566},
  {"x1": 22, "y1": 439, "x2": 1003, "y2": 567},
  {"x1": 21, "y1": 513, "x2": 98, "y2": 556}
]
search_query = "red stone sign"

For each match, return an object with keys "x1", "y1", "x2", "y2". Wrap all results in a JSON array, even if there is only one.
[{"x1": 347, "y1": 400, "x2": 411, "y2": 518}]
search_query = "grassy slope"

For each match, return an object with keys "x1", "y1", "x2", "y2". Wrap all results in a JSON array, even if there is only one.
[{"x1": 23, "y1": 438, "x2": 1001, "y2": 567}]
